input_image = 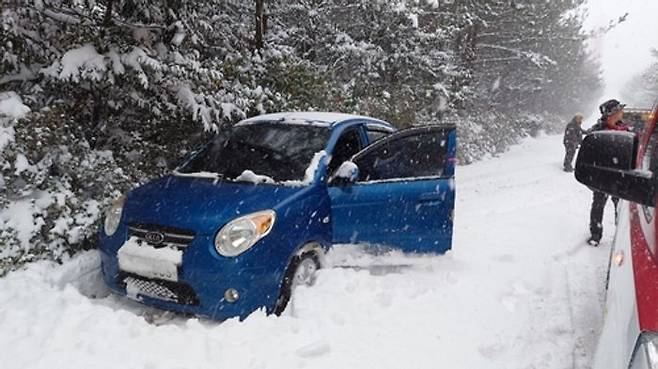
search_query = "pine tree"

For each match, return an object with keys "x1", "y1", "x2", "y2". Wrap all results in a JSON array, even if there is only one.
[
  {"x1": 0, "y1": 0, "x2": 604, "y2": 271},
  {"x1": 622, "y1": 50, "x2": 658, "y2": 107}
]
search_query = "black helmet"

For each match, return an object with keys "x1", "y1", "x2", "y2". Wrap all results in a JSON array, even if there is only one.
[{"x1": 599, "y1": 99, "x2": 626, "y2": 117}]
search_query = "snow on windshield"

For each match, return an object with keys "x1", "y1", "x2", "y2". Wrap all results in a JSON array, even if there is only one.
[
  {"x1": 176, "y1": 123, "x2": 330, "y2": 183},
  {"x1": 221, "y1": 150, "x2": 328, "y2": 186},
  {"x1": 234, "y1": 170, "x2": 275, "y2": 184},
  {"x1": 282, "y1": 150, "x2": 328, "y2": 186}
]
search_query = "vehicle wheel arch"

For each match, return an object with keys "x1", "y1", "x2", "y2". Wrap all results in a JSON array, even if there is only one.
[{"x1": 271, "y1": 241, "x2": 325, "y2": 315}]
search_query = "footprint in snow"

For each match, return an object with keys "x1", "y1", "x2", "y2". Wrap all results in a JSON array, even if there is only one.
[
  {"x1": 501, "y1": 295, "x2": 517, "y2": 312},
  {"x1": 512, "y1": 281, "x2": 531, "y2": 295},
  {"x1": 445, "y1": 271, "x2": 458, "y2": 285},
  {"x1": 296, "y1": 340, "x2": 331, "y2": 358},
  {"x1": 478, "y1": 341, "x2": 508, "y2": 359},
  {"x1": 501, "y1": 281, "x2": 532, "y2": 312},
  {"x1": 492, "y1": 254, "x2": 516, "y2": 263}
]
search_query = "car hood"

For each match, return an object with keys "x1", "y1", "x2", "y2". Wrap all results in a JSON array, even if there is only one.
[{"x1": 123, "y1": 175, "x2": 307, "y2": 235}]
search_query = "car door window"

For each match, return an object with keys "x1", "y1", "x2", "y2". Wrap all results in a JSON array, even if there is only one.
[
  {"x1": 328, "y1": 128, "x2": 363, "y2": 175},
  {"x1": 354, "y1": 129, "x2": 448, "y2": 182},
  {"x1": 365, "y1": 126, "x2": 392, "y2": 143}
]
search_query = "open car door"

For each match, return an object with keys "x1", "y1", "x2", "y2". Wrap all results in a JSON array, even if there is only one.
[{"x1": 328, "y1": 124, "x2": 456, "y2": 253}]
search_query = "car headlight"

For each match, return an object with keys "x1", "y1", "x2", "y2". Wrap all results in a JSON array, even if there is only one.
[
  {"x1": 215, "y1": 210, "x2": 276, "y2": 257},
  {"x1": 632, "y1": 333, "x2": 658, "y2": 369},
  {"x1": 104, "y1": 195, "x2": 126, "y2": 236}
]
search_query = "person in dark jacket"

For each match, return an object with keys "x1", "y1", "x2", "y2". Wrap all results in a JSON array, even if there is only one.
[
  {"x1": 562, "y1": 114, "x2": 586, "y2": 172},
  {"x1": 587, "y1": 99, "x2": 629, "y2": 246}
]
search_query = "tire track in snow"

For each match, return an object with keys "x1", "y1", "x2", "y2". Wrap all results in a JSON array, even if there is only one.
[{"x1": 455, "y1": 135, "x2": 609, "y2": 368}]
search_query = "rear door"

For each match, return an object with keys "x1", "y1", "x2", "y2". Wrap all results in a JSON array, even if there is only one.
[{"x1": 328, "y1": 125, "x2": 456, "y2": 253}]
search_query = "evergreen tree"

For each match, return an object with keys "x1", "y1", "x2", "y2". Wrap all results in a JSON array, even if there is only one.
[
  {"x1": 0, "y1": 0, "x2": 603, "y2": 271},
  {"x1": 621, "y1": 50, "x2": 658, "y2": 107}
]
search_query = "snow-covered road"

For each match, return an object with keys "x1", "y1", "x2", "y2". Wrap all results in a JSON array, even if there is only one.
[{"x1": 0, "y1": 134, "x2": 612, "y2": 369}]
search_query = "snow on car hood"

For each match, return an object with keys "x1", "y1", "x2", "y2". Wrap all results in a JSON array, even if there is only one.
[{"x1": 122, "y1": 175, "x2": 307, "y2": 235}]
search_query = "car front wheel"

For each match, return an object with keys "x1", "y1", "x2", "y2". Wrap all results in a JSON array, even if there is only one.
[{"x1": 273, "y1": 249, "x2": 321, "y2": 315}]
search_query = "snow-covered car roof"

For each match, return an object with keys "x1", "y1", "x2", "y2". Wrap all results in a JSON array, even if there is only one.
[{"x1": 236, "y1": 112, "x2": 390, "y2": 128}]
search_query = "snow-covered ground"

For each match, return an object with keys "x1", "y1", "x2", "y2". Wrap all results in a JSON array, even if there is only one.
[{"x1": 0, "y1": 134, "x2": 612, "y2": 369}]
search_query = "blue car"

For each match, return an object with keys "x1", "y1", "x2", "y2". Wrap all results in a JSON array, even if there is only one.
[{"x1": 99, "y1": 112, "x2": 456, "y2": 320}]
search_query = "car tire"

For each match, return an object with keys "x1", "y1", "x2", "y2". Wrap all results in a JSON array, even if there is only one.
[{"x1": 273, "y1": 249, "x2": 321, "y2": 316}]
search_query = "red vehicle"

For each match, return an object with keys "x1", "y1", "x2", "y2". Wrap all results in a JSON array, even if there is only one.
[{"x1": 575, "y1": 106, "x2": 658, "y2": 368}]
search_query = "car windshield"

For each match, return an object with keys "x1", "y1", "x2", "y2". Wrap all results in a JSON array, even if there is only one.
[{"x1": 177, "y1": 123, "x2": 331, "y2": 182}]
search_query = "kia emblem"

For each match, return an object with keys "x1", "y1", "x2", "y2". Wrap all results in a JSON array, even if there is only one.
[{"x1": 144, "y1": 231, "x2": 165, "y2": 245}]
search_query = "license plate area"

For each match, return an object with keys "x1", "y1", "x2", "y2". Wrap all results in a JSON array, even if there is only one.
[
  {"x1": 120, "y1": 274, "x2": 199, "y2": 305},
  {"x1": 117, "y1": 237, "x2": 183, "y2": 282}
]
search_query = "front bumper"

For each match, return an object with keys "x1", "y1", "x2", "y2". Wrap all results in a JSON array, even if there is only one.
[{"x1": 99, "y1": 224, "x2": 287, "y2": 321}]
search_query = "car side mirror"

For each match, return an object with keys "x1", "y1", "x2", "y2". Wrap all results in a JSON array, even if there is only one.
[
  {"x1": 575, "y1": 131, "x2": 656, "y2": 206},
  {"x1": 329, "y1": 161, "x2": 360, "y2": 186}
]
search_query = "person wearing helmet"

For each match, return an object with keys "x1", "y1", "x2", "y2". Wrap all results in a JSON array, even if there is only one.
[
  {"x1": 562, "y1": 114, "x2": 586, "y2": 172},
  {"x1": 587, "y1": 99, "x2": 629, "y2": 246}
]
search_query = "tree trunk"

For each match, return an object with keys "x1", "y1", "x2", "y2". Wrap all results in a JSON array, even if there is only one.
[
  {"x1": 99, "y1": 0, "x2": 114, "y2": 47},
  {"x1": 255, "y1": 0, "x2": 265, "y2": 50}
]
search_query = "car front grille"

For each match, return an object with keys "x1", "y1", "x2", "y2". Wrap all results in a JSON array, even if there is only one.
[
  {"x1": 121, "y1": 274, "x2": 199, "y2": 305},
  {"x1": 128, "y1": 223, "x2": 195, "y2": 249}
]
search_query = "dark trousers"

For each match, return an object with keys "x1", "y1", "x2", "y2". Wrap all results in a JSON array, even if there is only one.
[
  {"x1": 589, "y1": 191, "x2": 619, "y2": 241},
  {"x1": 563, "y1": 145, "x2": 577, "y2": 169}
]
